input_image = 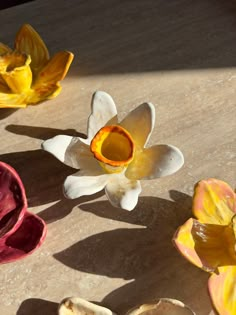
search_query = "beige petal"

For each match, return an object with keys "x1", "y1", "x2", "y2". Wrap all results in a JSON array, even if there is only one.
[
  {"x1": 126, "y1": 299, "x2": 195, "y2": 315},
  {"x1": 58, "y1": 297, "x2": 116, "y2": 315}
]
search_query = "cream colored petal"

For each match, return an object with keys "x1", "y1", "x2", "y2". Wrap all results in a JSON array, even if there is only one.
[
  {"x1": 120, "y1": 102, "x2": 155, "y2": 148},
  {"x1": 15, "y1": 24, "x2": 49, "y2": 73},
  {"x1": 105, "y1": 173, "x2": 141, "y2": 210},
  {"x1": 0, "y1": 92, "x2": 26, "y2": 108},
  {"x1": 127, "y1": 299, "x2": 195, "y2": 315},
  {"x1": 173, "y1": 218, "x2": 236, "y2": 272},
  {"x1": 208, "y1": 266, "x2": 236, "y2": 315},
  {"x1": 58, "y1": 297, "x2": 116, "y2": 315},
  {"x1": 64, "y1": 171, "x2": 108, "y2": 199},
  {"x1": 193, "y1": 178, "x2": 236, "y2": 225},
  {"x1": 0, "y1": 43, "x2": 12, "y2": 55},
  {"x1": 87, "y1": 91, "x2": 118, "y2": 140},
  {"x1": 126, "y1": 144, "x2": 184, "y2": 180},
  {"x1": 42, "y1": 135, "x2": 101, "y2": 172}
]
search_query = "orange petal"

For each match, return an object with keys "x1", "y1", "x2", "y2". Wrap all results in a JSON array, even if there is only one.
[
  {"x1": 173, "y1": 218, "x2": 236, "y2": 272},
  {"x1": 33, "y1": 51, "x2": 73, "y2": 87},
  {"x1": 208, "y1": 266, "x2": 236, "y2": 315},
  {"x1": 193, "y1": 178, "x2": 236, "y2": 225},
  {"x1": 0, "y1": 43, "x2": 12, "y2": 55},
  {"x1": 15, "y1": 24, "x2": 49, "y2": 73}
]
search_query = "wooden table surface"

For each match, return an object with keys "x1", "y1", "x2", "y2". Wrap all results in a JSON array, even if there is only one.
[{"x1": 0, "y1": 0, "x2": 235, "y2": 314}]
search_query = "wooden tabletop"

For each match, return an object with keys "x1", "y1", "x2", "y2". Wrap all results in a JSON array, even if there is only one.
[{"x1": 0, "y1": 0, "x2": 235, "y2": 314}]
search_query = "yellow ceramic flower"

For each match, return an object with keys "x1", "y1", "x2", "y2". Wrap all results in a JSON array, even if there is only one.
[
  {"x1": 0, "y1": 24, "x2": 74, "y2": 108},
  {"x1": 173, "y1": 178, "x2": 236, "y2": 315}
]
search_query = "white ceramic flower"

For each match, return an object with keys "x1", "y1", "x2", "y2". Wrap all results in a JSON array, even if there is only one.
[{"x1": 42, "y1": 91, "x2": 184, "y2": 211}]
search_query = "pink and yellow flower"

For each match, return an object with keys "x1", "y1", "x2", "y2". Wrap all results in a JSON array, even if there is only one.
[
  {"x1": 0, "y1": 24, "x2": 73, "y2": 108},
  {"x1": 173, "y1": 178, "x2": 236, "y2": 315}
]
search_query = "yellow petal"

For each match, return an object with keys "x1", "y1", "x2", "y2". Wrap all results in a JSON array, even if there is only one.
[
  {"x1": 0, "y1": 53, "x2": 32, "y2": 93},
  {"x1": 0, "y1": 92, "x2": 26, "y2": 108},
  {"x1": 208, "y1": 266, "x2": 236, "y2": 315},
  {"x1": 15, "y1": 24, "x2": 49, "y2": 73},
  {"x1": 0, "y1": 43, "x2": 12, "y2": 55},
  {"x1": 193, "y1": 178, "x2": 236, "y2": 225},
  {"x1": 0, "y1": 76, "x2": 10, "y2": 93},
  {"x1": 34, "y1": 51, "x2": 74, "y2": 86},
  {"x1": 173, "y1": 218, "x2": 236, "y2": 272},
  {"x1": 27, "y1": 83, "x2": 62, "y2": 105}
]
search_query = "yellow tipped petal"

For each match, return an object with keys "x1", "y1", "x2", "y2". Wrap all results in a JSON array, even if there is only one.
[
  {"x1": 0, "y1": 43, "x2": 12, "y2": 55},
  {"x1": 0, "y1": 53, "x2": 32, "y2": 93},
  {"x1": 15, "y1": 24, "x2": 49, "y2": 73},
  {"x1": 193, "y1": 178, "x2": 236, "y2": 225},
  {"x1": 90, "y1": 125, "x2": 135, "y2": 171},
  {"x1": 173, "y1": 218, "x2": 236, "y2": 272},
  {"x1": 0, "y1": 92, "x2": 26, "y2": 108},
  {"x1": 208, "y1": 266, "x2": 236, "y2": 315},
  {"x1": 34, "y1": 51, "x2": 74, "y2": 86}
]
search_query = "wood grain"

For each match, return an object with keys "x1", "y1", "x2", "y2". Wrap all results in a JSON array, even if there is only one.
[{"x1": 0, "y1": 0, "x2": 235, "y2": 314}]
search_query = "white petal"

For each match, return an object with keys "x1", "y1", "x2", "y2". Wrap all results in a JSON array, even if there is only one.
[
  {"x1": 87, "y1": 91, "x2": 118, "y2": 140},
  {"x1": 42, "y1": 135, "x2": 101, "y2": 171},
  {"x1": 59, "y1": 297, "x2": 116, "y2": 315},
  {"x1": 42, "y1": 135, "x2": 74, "y2": 165},
  {"x1": 105, "y1": 174, "x2": 141, "y2": 211},
  {"x1": 64, "y1": 171, "x2": 109, "y2": 199},
  {"x1": 126, "y1": 144, "x2": 184, "y2": 180},
  {"x1": 120, "y1": 102, "x2": 155, "y2": 148}
]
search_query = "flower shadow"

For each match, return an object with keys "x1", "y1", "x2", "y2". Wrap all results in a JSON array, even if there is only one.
[
  {"x1": 16, "y1": 298, "x2": 58, "y2": 315},
  {"x1": 53, "y1": 193, "x2": 211, "y2": 314},
  {"x1": 0, "y1": 108, "x2": 18, "y2": 120}
]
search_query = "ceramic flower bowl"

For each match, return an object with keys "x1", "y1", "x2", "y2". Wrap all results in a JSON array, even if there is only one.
[
  {"x1": 58, "y1": 297, "x2": 195, "y2": 315},
  {"x1": 42, "y1": 91, "x2": 184, "y2": 211},
  {"x1": 173, "y1": 178, "x2": 236, "y2": 315},
  {"x1": 0, "y1": 161, "x2": 46, "y2": 263},
  {"x1": 0, "y1": 24, "x2": 74, "y2": 108}
]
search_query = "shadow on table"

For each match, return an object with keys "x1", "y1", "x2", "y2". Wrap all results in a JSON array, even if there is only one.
[
  {"x1": 53, "y1": 193, "x2": 211, "y2": 314},
  {"x1": 50, "y1": 0, "x2": 236, "y2": 76},
  {"x1": 16, "y1": 298, "x2": 58, "y2": 315}
]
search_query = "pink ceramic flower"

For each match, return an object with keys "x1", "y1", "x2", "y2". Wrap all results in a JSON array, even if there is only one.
[
  {"x1": 173, "y1": 178, "x2": 236, "y2": 315},
  {"x1": 0, "y1": 161, "x2": 47, "y2": 263}
]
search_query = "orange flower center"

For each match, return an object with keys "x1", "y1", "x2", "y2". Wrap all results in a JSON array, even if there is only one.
[{"x1": 90, "y1": 125, "x2": 134, "y2": 173}]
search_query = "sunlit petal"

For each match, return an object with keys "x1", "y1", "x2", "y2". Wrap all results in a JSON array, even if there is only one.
[
  {"x1": 87, "y1": 91, "x2": 118, "y2": 140},
  {"x1": 0, "y1": 43, "x2": 12, "y2": 55},
  {"x1": 126, "y1": 144, "x2": 184, "y2": 180},
  {"x1": 120, "y1": 102, "x2": 155, "y2": 148},
  {"x1": 105, "y1": 174, "x2": 141, "y2": 210},
  {"x1": 1, "y1": 53, "x2": 32, "y2": 93},
  {"x1": 173, "y1": 218, "x2": 236, "y2": 272},
  {"x1": 15, "y1": 24, "x2": 49, "y2": 73},
  {"x1": 27, "y1": 83, "x2": 62, "y2": 104},
  {"x1": 208, "y1": 266, "x2": 236, "y2": 315},
  {"x1": 33, "y1": 51, "x2": 74, "y2": 86},
  {"x1": 193, "y1": 179, "x2": 236, "y2": 225},
  {"x1": 0, "y1": 92, "x2": 26, "y2": 108},
  {"x1": 64, "y1": 171, "x2": 108, "y2": 199},
  {"x1": 42, "y1": 135, "x2": 101, "y2": 172}
]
